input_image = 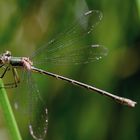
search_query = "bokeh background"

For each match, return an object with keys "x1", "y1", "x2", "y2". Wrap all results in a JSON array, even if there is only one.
[{"x1": 0, "y1": 0, "x2": 140, "y2": 140}]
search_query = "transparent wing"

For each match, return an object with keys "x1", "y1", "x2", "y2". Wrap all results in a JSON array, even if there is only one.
[
  {"x1": 31, "y1": 10, "x2": 107, "y2": 66},
  {"x1": 12, "y1": 70, "x2": 48, "y2": 140},
  {"x1": 34, "y1": 45, "x2": 108, "y2": 65},
  {"x1": 27, "y1": 71, "x2": 48, "y2": 140}
]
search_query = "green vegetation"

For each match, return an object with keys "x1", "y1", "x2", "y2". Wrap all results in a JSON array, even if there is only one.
[
  {"x1": 0, "y1": 0, "x2": 139, "y2": 140},
  {"x1": 0, "y1": 80, "x2": 22, "y2": 140}
]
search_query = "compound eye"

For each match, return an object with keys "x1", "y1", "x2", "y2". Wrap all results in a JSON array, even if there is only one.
[
  {"x1": 5, "y1": 51, "x2": 11, "y2": 57},
  {"x1": 0, "y1": 58, "x2": 3, "y2": 64}
]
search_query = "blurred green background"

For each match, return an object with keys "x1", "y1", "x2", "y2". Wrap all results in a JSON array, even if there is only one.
[{"x1": 0, "y1": 0, "x2": 140, "y2": 140}]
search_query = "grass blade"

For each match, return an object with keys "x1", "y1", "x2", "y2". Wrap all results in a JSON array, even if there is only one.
[{"x1": 0, "y1": 79, "x2": 22, "y2": 140}]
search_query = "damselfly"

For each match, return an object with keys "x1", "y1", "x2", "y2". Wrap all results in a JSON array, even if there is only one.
[{"x1": 0, "y1": 10, "x2": 136, "y2": 140}]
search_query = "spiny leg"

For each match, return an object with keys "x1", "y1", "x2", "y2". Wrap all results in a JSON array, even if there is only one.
[
  {"x1": 4, "y1": 68, "x2": 20, "y2": 88},
  {"x1": 0, "y1": 64, "x2": 4, "y2": 68},
  {"x1": 0, "y1": 65, "x2": 10, "y2": 78},
  {"x1": 1, "y1": 67, "x2": 20, "y2": 88}
]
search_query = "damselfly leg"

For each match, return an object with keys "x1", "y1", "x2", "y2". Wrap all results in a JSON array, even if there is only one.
[{"x1": 0, "y1": 65, "x2": 20, "y2": 88}]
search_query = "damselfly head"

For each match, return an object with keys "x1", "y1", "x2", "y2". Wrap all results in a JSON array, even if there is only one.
[
  {"x1": 4, "y1": 51, "x2": 11, "y2": 57},
  {"x1": 0, "y1": 51, "x2": 11, "y2": 64}
]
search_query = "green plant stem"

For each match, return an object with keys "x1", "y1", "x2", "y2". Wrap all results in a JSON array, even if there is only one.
[
  {"x1": 136, "y1": 0, "x2": 140, "y2": 18},
  {"x1": 0, "y1": 79, "x2": 22, "y2": 140}
]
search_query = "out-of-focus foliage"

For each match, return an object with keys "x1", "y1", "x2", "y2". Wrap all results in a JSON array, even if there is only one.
[{"x1": 0, "y1": 0, "x2": 139, "y2": 140}]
